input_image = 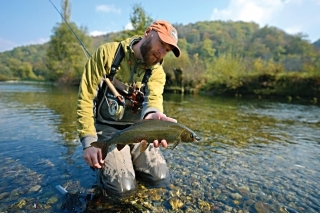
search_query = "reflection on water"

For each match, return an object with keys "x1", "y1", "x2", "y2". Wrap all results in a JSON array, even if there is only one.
[{"x1": 0, "y1": 82, "x2": 319, "y2": 212}]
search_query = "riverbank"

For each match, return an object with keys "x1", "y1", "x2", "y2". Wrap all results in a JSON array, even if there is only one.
[{"x1": 3, "y1": 72, "x2": 320, "y2": 103}]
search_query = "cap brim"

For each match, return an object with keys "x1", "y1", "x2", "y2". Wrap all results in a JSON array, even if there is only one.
[{"x1": 157, "y1": 32, "x2": 181, "y2": 57}]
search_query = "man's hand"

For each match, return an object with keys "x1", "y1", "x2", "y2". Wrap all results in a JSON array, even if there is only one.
[
  {"x1": 83, "y1": 146, "x2": 104, "y2": 168},
  {"x1": 144, "y1": 111, "x2": 177, "y2": 123},
  {"x1": 144, "y1": 111, "x2": 177, "y2": 148}
]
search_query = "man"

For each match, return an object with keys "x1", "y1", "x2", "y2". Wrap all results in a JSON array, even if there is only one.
[{"x1": 77, "y1": 20, "x2": 181, "y2": 197}]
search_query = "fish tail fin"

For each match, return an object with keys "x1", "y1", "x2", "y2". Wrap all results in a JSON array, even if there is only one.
[
  {"x1": 172, "y1": 141, "x2": 180, "y2": 150},
  {"x1": 91, "y1": 142, "x2": 108, "y2": 160},
  {"x1": 140, "y1": 140, "x2": 149, "y2": 152}
]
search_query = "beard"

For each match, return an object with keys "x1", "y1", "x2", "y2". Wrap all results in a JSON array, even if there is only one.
[{"x1": 140, "y1": 37, "x2": 160, "y2": 66}]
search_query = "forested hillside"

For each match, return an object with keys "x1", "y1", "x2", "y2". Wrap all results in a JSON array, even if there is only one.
[
  {"x1": 314, "y1": 39, "x2": 320, "y2": 49},
  {"x1": 1, "y1": 18, "x2": 319, "y2": 98}
]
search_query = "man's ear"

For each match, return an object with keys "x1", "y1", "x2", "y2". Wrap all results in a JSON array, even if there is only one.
[{"x1": 144, "y1": 28, "x2": 152, "y2": 37}]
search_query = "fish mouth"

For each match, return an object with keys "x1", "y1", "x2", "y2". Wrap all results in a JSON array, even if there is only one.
[{"x1": 195, "y1": 135, "x2": 201, "y2": 142}]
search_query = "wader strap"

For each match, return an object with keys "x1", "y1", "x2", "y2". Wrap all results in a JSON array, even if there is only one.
[
  {"x1": 106, "y1": 42, "x2": 152, "y2": 84},
  {"x1": 109, "y1": 43, "x2": 125, "y2": 81},
  {"x1": 142, "y1": 69, "x2": 152, "y2": 84}
]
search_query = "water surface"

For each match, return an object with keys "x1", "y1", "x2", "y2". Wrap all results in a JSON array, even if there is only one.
[{"x1": 0, "y1": 82, "x2": 319, "y2": 212}]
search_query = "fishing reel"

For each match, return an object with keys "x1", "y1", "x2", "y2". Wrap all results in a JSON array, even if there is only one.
[
  {"x1": 101, "y1": 80, "x2": 145, "y2": 122},
  {"x1": 127, "y1": 85, "x2": 144, "y2": 113},
  {"x1": 107, "y1": 99, "x2": 120, "y2": 115},
  {"x1": 105, "y1": 94, "x2": 125, "y2": 121}
]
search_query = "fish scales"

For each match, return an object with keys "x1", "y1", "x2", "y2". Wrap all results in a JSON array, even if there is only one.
[{"x1": 91, "y1": 119, "x2": 200, "y2": 160}]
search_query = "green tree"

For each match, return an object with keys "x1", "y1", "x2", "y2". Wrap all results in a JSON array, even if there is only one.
[
  {"x1": 0, "y1": 64, "x2": 12, "y2": 80},
  {"x1": 46, "y1": 0, "x2": 91, "y2": 83},
  {"x1": 199, "y1": 38, "x2": 216, "y2": 59},
  {"x1": 117, "y1": 4, "x2": 154, "y2": 40},
  {"x1": 7, "y1": 58, "x2": 37, "y2": 80},
  {"x1": 130, "y1": 3, "x2": 153, "y2": 35}
]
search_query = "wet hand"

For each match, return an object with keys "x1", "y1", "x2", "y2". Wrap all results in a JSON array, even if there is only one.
[
  {"x1": 144, "y1": 111, "x2": 176, "y2": 147},
  {"x1": 83, "y1": 146, "x2": 104, "y2": 168},
  {"x1": 153, "y1": 139, "x2": 168, "y2": 148},
  {"x1": 144, "y1": 111, "x2": 177, "y2": 123}
]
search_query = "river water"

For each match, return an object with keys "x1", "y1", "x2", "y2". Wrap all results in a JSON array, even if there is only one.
[{"x1": 0, "y1": 82, "x2": 319, "y2": 213}]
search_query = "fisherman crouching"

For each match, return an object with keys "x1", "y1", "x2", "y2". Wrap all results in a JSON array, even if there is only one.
[{"x1": 76, "y1": 20, "x2": 181, "y2": 197}]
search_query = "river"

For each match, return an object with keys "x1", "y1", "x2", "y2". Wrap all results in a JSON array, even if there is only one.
[{"x1": 0, "y1": 82, "x2": 319, "y2": 212}]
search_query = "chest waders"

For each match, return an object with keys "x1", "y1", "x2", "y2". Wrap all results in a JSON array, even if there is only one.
[
  {"x1": 94, "y1": 45, "x2": 170, "y2": 197},
  {"x1": 95, "y1": 43, "x2": 151, "y2": 125}
]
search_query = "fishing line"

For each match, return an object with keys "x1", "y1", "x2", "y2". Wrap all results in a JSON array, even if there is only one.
[
  {"x1": 48, "y1": 0, "x2": 91, "y2": 59},
  {"x1": 49, "y1": 0, "x2": 128, "y2": 114}
]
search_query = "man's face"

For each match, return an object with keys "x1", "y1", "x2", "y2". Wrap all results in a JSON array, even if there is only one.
[{"x1": 140, "y1": 31, "x2": 173, "y2": 66}]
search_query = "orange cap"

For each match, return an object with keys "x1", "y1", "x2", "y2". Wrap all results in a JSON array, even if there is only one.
[{"x1": 148, "y1": 20, "x2": 180, "y2": 57}]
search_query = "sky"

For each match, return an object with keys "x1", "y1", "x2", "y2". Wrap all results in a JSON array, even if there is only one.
[{"x1": 0, "y1": 0, "x2": 320, "y2": 52}]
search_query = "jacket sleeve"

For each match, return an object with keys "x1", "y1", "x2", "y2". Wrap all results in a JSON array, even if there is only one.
[
  {"x1": 141, "y1": 65, "x2": 166, "y2": 118},
  {"x1": 77, "y1": 44, "x2": 115, "y2": 148}
]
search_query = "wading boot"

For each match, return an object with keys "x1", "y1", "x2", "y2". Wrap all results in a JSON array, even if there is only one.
[
  {"x1": 95, "y1": 124, "x2": 137, "y2": 197},
  {"x1": 131, "y1": 143, "x2": 170, "y2": 188},
  {"x1": 97, "y1": 145, "x2": 137, "y2": 197}
]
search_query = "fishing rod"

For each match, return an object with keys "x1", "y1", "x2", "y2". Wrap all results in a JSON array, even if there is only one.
[
  {"x1": 48, "y1": 0, "x2": 91, "y2": 59},
  {"x1": 49, "y1": 0, "x2": 126, "y2": 116}
]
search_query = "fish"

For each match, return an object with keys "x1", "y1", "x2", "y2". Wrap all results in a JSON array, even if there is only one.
[{"x1": 90, "y1": 119, "x2": 201, "y2": 160}]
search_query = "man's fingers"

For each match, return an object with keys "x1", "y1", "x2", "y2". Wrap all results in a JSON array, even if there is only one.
[
  {"x1": 165, "y1": 117, "x2": 177, "y2": 123},
  {"x1": 153, "y1": 139, "x2": 168, "y2": 148},
  {"x1": 160, "y1": 139, "x2": 168, "y2": 148},
  {"x1": 97, "y1": 149, "x2": 104, "y2": 164},
  {"x1": 84, "y1": 153, "x2": 92, "y2": 165},
  {"x1": 153, "y1": 140, "x2": 159, "y2": 148},
  {"x1": 92, "y1": 156, "x2": 102, "y2": 168},
  {"x1": 92, "y1": 150, "x2": 102, "y2": 168},
  {"x1": 144, "y1": 111, "x2": 177, "y2": 123},
  {"x1": 159, "y1": 113, "x2": 177, "y2": 123},
  {"x1": 84, "y1": 158, "x2": 91, "y2": 166},
  {"x1": 83, "y1": 147, "x2": 103, "y2": 168}
]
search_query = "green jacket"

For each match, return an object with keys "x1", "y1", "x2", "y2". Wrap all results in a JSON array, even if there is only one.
[{"x1": 77, "y1": 37, "x2": 166, "y2": 148}]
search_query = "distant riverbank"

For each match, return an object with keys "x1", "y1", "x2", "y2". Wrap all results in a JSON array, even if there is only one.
[{"x1": 3, "y1": 73, "x2": 320, "y2": 104}]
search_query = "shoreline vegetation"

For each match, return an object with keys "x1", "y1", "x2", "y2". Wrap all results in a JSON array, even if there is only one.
[
  {"x1": 1, "y1": 77, "x2": 318, "y2": 104},
  {"x1": 0, "y1": 3, "x2": 319, "y2": 103}
]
